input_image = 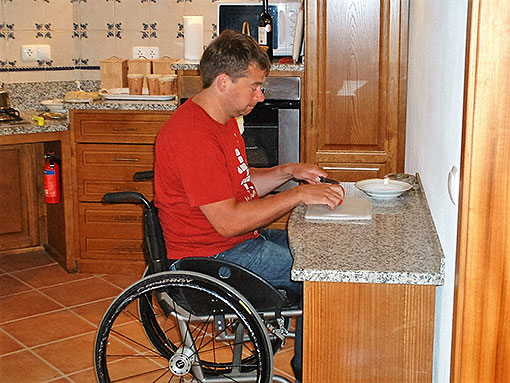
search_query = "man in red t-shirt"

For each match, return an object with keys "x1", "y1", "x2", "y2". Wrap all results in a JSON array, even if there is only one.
[{"x1": 155, "y1": 30, "x2": 344, "y2": 382}]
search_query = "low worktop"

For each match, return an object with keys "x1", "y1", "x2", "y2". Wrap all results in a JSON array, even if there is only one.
[
  {"x1": 0, "y1": 100, "x2": 176, "y2": 138},
  {"x1": 288, "y1": 180, "x2": 445, "y2": 285}
]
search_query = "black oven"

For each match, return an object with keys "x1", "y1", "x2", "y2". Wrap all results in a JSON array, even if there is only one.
[{"x1": 241, "y1": 76, "x2": 301, "y2": 190}]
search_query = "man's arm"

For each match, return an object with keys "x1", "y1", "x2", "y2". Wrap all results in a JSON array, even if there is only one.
[
  {"x1": 199, "y1": 182, "x2": 345, "y2": 237},
  {"x1": 250, "y1": 163, "x2": 328, "y2": 196}
]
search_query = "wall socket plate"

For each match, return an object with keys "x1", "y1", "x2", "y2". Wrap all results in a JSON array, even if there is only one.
[
  {"x1": 21, "y1": 44, "x2": 51, "y2": 61},
  {"x1": 132, "y1": 46, "x2": 159, "y2": 59}
]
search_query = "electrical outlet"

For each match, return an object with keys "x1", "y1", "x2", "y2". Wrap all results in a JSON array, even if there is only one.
[
  {"x1": 132, "y1": 46, "x2": 159, "y2": 59},
  {"x1": 21, "y1": 44, "x2": 51, "y2": 61}
]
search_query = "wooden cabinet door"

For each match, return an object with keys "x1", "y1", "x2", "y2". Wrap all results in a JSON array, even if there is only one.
[
  {"x1": 304, "y1": 0, "x2": 409, "y2": 181},
  {"x1": 0, "y1": 144, "x2": 41, "y2": 251}
]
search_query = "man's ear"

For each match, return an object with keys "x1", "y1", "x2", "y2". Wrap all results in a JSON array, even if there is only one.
[{"x1": 215, "y1": 73, "x2": 231, "y2": 93}]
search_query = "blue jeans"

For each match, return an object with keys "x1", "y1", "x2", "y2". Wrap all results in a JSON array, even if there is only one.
[{"x1": 214, "y1": 229, "x2": 303, "y2": 381}]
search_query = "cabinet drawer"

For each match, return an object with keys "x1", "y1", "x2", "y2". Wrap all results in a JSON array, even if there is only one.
[
  {"x1": 320, "y1": 163, "x2": 386, "y2": 182},
  {"x1": 78, "y1": 203, "x2": 145, "y2": 261},
  {"x1": 76, "y1": 144, "x2": 154, "y2": 201},
  {"x1": 72, "y1": 110, "x2": 170, "y2": 144}
]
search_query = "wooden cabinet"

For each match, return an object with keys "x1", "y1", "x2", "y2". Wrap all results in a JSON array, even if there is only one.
[
  {"x1": 304, "y1": 0, "x2": 409, "y2": 181},
  {"x1": 0, "y1": 144, "x2": 43, "y2": 252},
  {"x1": 70, "y1": 110, "x2": 171, "y2": 274}
]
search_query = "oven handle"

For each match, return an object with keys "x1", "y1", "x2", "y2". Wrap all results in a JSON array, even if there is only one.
[{"x1": 256, "y1": 100, "x2": 301, "y2": 109}]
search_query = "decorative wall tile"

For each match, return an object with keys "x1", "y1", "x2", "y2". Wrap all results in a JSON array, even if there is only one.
[
  {"x1": 49, "y1": 31, "x2": 76, "y2": 68},
  {"x1": 35, "y1": 23, "x2": 53, "y2": 39},
  {"x1": 0, "y1": 23, "x2": 15, "y2": 40},
  {"x1": 44, "y1": 0, "x2": 73, "y2": 32},
  {"x1": 1, "y1": 0, "x2": 220, "y2": 81},
  {"x1": 80, "y1": 1, "x2": 115, "y2": 31},
  {"x1": 73, "y1": 23, "x2": 88, "y2": 39},
  {"x1": 4, "y1": 0, "x2": 45, "y2": 31},
  {"x1": 106, "y1": 22, "x2": 123, "y2": 39},
  {"x1": 81, "y1": 30, "x2": 115, "y2": 66},
  {"x1": 140, "y1": 22, "x2": 157, "y2": 39}
]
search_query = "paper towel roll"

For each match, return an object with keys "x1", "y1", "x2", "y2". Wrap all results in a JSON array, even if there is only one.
[{"x1": 184, "y1": 16, "x2": 203, "y2": 61}]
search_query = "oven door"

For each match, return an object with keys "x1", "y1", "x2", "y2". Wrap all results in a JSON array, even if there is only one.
[{"x1": 242, "y1": 100, "x2": 300, "y2": 190}]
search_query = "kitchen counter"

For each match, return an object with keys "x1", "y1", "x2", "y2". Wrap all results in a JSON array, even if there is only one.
[
  {"x1": 172, "y1": 61, "x2": 304, "y2": 72},
  {"x1": 0, "y1": 100, "x2": 177, "y2": 139},
  {"x1": 0, "y1": 111, "x2": 68, "y2": 137},
  {"x1": 288, "y1": 180, "x2": 444, "y2": 285},
  {"x1": 292, "y1": 177, "x2": 443, "y2": 383}
]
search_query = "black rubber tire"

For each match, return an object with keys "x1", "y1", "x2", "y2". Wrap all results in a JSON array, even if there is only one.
[{"x1": 94, "y1": 271, "x2": 273, "y2": 383}]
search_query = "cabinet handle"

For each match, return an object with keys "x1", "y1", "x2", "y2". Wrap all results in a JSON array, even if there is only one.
[
  {"x1": 246, "y1": 146, "x2": 259, "y2": 150},
  {"x1": 310, "y1": 100, "x2": 314, "y2": 125},
  {"x1": 114, "y1": 245, "x2": 143, "y2": 252},
  {"x1": 114, "y1": 186, "x2": 140, "y2": 191},
  {"x1": 113, "y1": 157, "x2": 140, "y2": 162},
  {"x1": 114, "y1": 215, "x2": 140, "y2": 222},
  {"x1": 113, "y1": 127, "x2": 137, "y2": 132}
]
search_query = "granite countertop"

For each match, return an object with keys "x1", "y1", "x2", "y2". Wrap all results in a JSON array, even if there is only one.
[
  {"x1": 172, "y1": 61, "x2": 304, "y2": 72},
  {"x1": 288, "y1": 180, "x2": 445, "y2": 285},
  {"x1": 0, "y1": 100, "x2": 177, "y2": 137},
  {"x1": 63, "y1": 98, "x2": 177, "y2": 112},
  {"x1": 0, "y1": 110, "x2": 68, "y2": 137}
]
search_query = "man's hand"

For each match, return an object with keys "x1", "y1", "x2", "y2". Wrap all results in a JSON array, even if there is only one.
[
  {"x1": 295, "y1": 183, "x2": 345, "y2": 209},
  {"x1": 285, "y1": 163, "x2": 328, "y2": 184}
]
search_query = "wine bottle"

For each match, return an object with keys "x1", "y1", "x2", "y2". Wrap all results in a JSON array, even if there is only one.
[{"x1": 258, "y1": 0, "x2": 273, "y2": 60}]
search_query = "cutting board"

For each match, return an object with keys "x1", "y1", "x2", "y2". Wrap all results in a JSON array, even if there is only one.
[{"x1": 305, "y1": 196, "x2": 372, "y2": 220}]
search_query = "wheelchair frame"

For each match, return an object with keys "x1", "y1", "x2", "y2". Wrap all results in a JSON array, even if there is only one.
[{"x1": 94, "y1": 172, "x2": 302, "y2": 383}]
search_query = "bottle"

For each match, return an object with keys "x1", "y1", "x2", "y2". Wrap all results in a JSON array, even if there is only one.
[{"x1": 258, "y1": 0, "x2": 273, "y2": 60}]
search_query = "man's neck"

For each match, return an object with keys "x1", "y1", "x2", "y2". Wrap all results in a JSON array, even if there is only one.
[{"x1": 192, "y1": 89, "x2": 230, "y2": 125}]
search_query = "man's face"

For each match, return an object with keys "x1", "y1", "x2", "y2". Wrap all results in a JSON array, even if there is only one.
[{"x1": 227, "y1": 64, "x2": 266, "y2": 117}]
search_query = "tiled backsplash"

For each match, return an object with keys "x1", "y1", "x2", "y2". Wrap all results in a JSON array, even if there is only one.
[{"x1": 0, "y1": 0, "x2": 219, "y2": 83}]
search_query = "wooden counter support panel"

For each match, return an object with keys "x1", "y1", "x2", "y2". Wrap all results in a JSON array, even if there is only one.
[{"x1": 303, "y1": 282, "x2": 435, "y2": 383}]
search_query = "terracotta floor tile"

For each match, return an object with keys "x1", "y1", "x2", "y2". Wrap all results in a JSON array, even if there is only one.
[
  {"x1": 0, "y1": 290, "x2": 62, "y2": 323},
  {"x1": 0, "y1": 330, "x2": 24, "y2": 355},
  {"x1": 274, "y1": 345, "x2": 296, "y2": 381},
  {"x1": 67, "y1": 367, "x2": 97, "y2": 383},
  {"x1": 99, "y1": 273, "x2": 141, "y2": 289},
  {"x1": 33, "y1": 332, "x2": 96, "y2": 375},
  {"x1": 70, "y1": 298, "x2": 117, "y2": 328},
  {"x1": 0, "y1": 251, "x2": 56, "y2": 272},
  {"x1": 0, "y1": 350, "x2": 63, "y2": 382},
  {"x1": 0, "y1": 274, "x2": 32, "y2": 297},
  {"x1": 13, "y1": 264, "x2": 94, "y2": 289},
  {"x1": 1, "y1": 309, "x2": 96, "y2": 348},
  {"x1": 40, "y1": 277, "x2": 123, "y2": 307}
]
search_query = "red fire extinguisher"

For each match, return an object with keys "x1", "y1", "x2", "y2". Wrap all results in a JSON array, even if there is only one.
[{"x1": 44, "y1": 153, "x2": 60, "y2": 204}]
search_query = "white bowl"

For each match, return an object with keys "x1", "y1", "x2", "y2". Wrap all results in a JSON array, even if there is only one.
[
  {"x1": 41, "y1": 99, "x2": 66, "y2": 113},
  {"x1": 355, "y1": 178, "x2": 413, "y2": 200}
]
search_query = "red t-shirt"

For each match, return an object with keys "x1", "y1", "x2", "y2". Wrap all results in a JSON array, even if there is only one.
[{"x1": 154, "y1": 99, "x2": 259, "y2": 259}]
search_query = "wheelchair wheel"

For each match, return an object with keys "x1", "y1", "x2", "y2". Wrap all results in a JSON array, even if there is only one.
[
  {"x1": 139, "y1": 267, "x2": 290, "y2": 368},
  {"x1": 95, "y1": 271, "x2": 273, "y2": 383}
]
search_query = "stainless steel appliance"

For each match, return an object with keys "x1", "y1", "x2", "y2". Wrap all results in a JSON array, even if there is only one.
[
  {"x1": 217, "y1": 0, "x2": 301, "y2": 57},
  {"x1": 241, "y1": 75, "x2": 301, "y2": 190}
]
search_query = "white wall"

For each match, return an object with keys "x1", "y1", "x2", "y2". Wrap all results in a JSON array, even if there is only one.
[{"x1": 405, "y1": 1, "x2": 468, "y2": 382}]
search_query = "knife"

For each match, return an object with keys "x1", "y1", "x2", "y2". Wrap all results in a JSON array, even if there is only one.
[{"x1": 319, "y1": 176, "x2": 341, "y2": 185}]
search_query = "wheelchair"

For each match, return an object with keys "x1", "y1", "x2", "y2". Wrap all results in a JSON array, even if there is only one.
[{"x1": 94, "y1": 171, "x2": 302, "y2": 383}]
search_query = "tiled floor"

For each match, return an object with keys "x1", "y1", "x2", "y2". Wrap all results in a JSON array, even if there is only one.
[{"x1": 0, "y1": 250, "x2": 296, "y2": 382}]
